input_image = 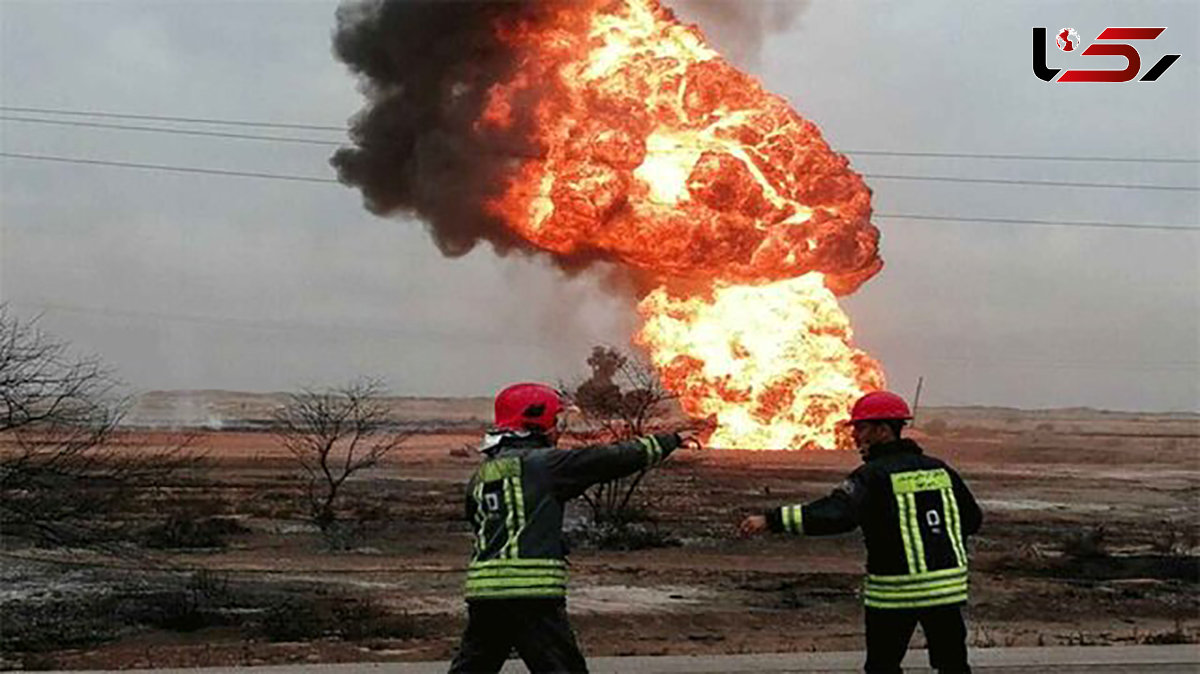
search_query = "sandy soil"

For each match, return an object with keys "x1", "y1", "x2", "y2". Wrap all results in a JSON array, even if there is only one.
[{"x1": 2, "y1": 403, "x2": 1197, "y2": 669}]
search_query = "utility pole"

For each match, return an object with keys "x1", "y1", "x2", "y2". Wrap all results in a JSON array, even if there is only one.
[{"x1": 912, "y1": 376, "x2": 924, "y2": 426}]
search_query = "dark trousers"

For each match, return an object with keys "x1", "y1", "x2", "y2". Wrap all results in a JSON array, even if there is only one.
[
  {"x1": 449, "y1": 598, "x2": 588, "y2": 674},
  {"x1": 864, "y1": 604, "x2": 970, "y2": 673}
]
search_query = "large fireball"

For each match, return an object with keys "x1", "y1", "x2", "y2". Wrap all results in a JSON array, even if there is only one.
[{"x1": 332, "y1": 0, "x2": 887, "y2": 449}]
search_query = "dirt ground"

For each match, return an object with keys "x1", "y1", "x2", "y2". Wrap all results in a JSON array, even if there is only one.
[{"x1": 2, "y1": 404, "x2": 1198, "y2": 670}]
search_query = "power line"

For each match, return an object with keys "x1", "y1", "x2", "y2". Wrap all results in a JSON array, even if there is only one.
[
  {"x1": 0, "y1": 105, "x2": 345, "y2": 131},
  {"x1": 0, "y1": 151, "x2": 337, "y2": 184},
  {"x1": 4, "y1": 104, "x2": 1198, "y2": 165},
  {"x1": 868, "y1": 173, "x2": 1198, "y2": 192},
  {"x1": 0, "y1": 115, "x2": 344, "y2": 147},
  {"x1": 6, "y1": 118, "x2": 1196, "y2": 192},
  {"x1": 3, "y1": 151, "x2": 1195, "y2": 233},
  {"x1": 875, "y1": 213, "x2": 1198, "y2": 232},
  {"x1": 846, "y1": 149, "x2": 1200, "y2": 164}
]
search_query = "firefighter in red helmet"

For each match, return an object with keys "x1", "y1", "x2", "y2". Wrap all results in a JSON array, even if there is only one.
[
  {"x1": 740, "y1": 390, "x2": 983, "y2": 674},
  {"x1": 450, "y1": 382, "x2": 690, "y2": 674}
]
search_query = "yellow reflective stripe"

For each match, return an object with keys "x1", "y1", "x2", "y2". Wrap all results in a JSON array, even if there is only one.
[
  {"x1": 866, "y1": 579, "x2": 968, "y2": 599},
  {"x1": 638, "y1": 436, "x2": 662, "y2": 466},
  {"x1": 467, "y1": 567, "x2": 567, "y2": 579},
  {"x1": 637, "y1": 437, "x2": 650, "y2": 465},
  {"x1": 502, "y1": 476, "x2": 518, "y2": 559},
  {"x1": 469, "y1": 559, "x2": 567, "y2": 569},
  {"x1": 478, "y1": 457, "x2": 521, "y2": 482},
  {"x1": 906, "y1": 493, "x2": 928, "y2": 573},
  {"x1": 891, "y1": 469, "x2": 952, "y2": 494},
  {"x1": 786, "y1": 505, "x2": 805, "y2": 535},
  {"x1": 895, "y1": 494, "x2": 917, "y2": 574},
  {"x1": 465, "y1": 587, "x2": 567, "y2": 599},
  {"x1": 864, "y1": 593, "x2": 968, "y2": 609},
  {"x1": 942, "y1": 487, "x2": 968, "y2": 566},
  {"x1": 867, "y1": 567, "x2": 968, "y2": 585},
  {"x1": 512, "y1": 475, "x2": 526, "y2": 553},
  {"x1": 466, "y1": 576, "x2": 567, "y2": 589}
]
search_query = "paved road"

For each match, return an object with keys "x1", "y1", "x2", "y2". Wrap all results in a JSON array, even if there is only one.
[{"x1": 52, "y1": 645, "x2": 1199, "y2": 673}]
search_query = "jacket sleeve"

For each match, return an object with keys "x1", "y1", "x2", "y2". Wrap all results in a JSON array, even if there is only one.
[
  {"x1": 766, "y1": 467, "x2": 868, "y2": 536},
  {"x1": 544, "y1": 433, "x2": 681, "y2": 501},
  {"x1": 464, "y1": 476, "x2": 477, "y2": 523},
  {"x1": 949, "y1": 467, "x2": 982, "y2": 536}
]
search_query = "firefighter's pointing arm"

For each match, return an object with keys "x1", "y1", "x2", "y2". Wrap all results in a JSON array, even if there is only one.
[
  {"x1": 742, "y1": 467, "x2": 868, "y2": 537},
  {"x1": 544, "y1": 432, "x2": 684, "y2": 501}
]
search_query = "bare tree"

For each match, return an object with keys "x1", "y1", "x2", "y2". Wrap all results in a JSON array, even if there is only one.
[
  {"x1": 0, "y1": 305, "x2": 193, "y2": 547},
  {"x1": 570, "y1": 346, "x2": 678, "y2": 530},
  {"x1": 272, "y1": 379, "x2": 410, "y2": 533}
]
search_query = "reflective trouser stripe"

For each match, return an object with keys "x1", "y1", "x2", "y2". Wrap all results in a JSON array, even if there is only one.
[
  {"x1": 465, "y1": 559, "x2": 568, "y2": 599},
  {"x1": 942, "y1": 487, "x2": 967, "y2": 566},
  {"x1": 895, "y1": 494, "x2": 917, "y2": 573},
  {"x1": 782, "y1": 505, "x2": 804, "y2": 535},
  {"x1": 864, "y1": 568, "x2": 968, "y2": 609}
]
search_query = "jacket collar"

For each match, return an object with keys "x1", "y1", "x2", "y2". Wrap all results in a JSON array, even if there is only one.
[
  {"x1": 478, "y1": 428, "x2": 554, "y2": 455},
  {"x1": 866, "y1": 438, "x2": 924, "y2": 461}
]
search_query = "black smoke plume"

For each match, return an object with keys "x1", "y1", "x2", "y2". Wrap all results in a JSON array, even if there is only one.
[
  {"x1": 330, "y1": 0, "x2": 810, "y2": 268},
  {"x1": 330, "y1": 1, "x2": 561, "y2": 259}
]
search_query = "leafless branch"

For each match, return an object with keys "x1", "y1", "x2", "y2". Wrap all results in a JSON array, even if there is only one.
[
  {"x1": 0, "y1": 305, "x2": 200, "y2": 549},
  {"x1": 271, "y1": 378, "x2": 410, "y2": 532}
]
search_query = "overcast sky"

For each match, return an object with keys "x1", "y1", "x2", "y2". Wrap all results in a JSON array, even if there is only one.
[{"x1": 1, "y1": 1, "x2": 1197, "y2": 411}]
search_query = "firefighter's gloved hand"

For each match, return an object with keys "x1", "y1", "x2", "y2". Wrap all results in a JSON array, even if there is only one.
[
  {"x1": 739, "y1": 514, "x2": 769, "y2": 537},
  {"x1": 675, "y1": 430, "x2": 702, "y2": 451}
]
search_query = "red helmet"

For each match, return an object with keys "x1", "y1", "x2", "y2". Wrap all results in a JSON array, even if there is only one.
[
  {"x1": 494, "y1": 383, "x2": 564, "y2": 432},
  {"x1": 849, "y1": 391, "x2": 912, "y2": 422}
]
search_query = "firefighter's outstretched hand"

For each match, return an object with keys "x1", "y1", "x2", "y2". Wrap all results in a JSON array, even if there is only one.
[
  {"x1": 675, "y1": 430, "x2": 702, "y2": 451},
  {"x1": 739, "y1": 514, "x2": 769, "y2": 537}
]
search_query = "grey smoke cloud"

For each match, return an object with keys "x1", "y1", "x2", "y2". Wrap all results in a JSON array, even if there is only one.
[{"x1": 668, "y1": 1, "x2": 810, "y2": 70}]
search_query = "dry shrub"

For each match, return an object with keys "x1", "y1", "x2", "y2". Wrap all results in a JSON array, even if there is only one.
[
  {"x1": 923, "y1": 418, "x2": 949, "y2": 437},
  {"x1": 258, "y1": 595, "x2": 419, "y2": 642},
  {"x1": 1150, "y1": 521, "x2": 1199, "y2": 557},
  {"x1": 141, "y1": 514, "x2": 248, "y2": 549},
  {"x1": 1062, "y1": 525, "x2": 1108, "y2": 559}
]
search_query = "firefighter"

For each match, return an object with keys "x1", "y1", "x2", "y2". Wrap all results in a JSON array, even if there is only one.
[
  {"x1": 739, "y1": 391, "x2": 983, "y2": 674},
  {"x1": 449, "y1": 382, "x2": 688, "y2": 674}
]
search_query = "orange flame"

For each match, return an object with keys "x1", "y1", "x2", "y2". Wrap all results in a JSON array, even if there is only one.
[
  {"x1": 637, "y1": 275, "x2": 885, "y2": 449},
  {"x1": 480, "y1": 0, "x2": 885, "y2": 448}
]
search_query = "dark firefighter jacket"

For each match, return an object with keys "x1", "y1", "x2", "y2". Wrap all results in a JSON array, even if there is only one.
[
  {"x1": 463, "y1": 431, "x2": 681, "y2": 601},
  {"x1": 766, "y1": 438, "x2": 983, "y2": 610}
]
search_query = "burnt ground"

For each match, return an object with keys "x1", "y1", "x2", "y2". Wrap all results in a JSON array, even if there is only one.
[{"x1": 2, "y1": 408, "x2": 1197, "y2": 670}]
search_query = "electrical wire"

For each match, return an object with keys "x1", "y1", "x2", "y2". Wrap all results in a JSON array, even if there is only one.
[
  {"x1": 6, "y1": 117, "x2": 1196, "y2": 192},
  {"x1": 2, "y1": 151, "x2": 1196, "y2": 233},
  {"x1": 4, "y1": 105, "x2": 1198, "y2": 165},
  {"x1": 0, "y1": 115, "x2": 344, "y2": 146},
  {"x1": 0, "y1": 105, "x2": 345, "y2": 131}
]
